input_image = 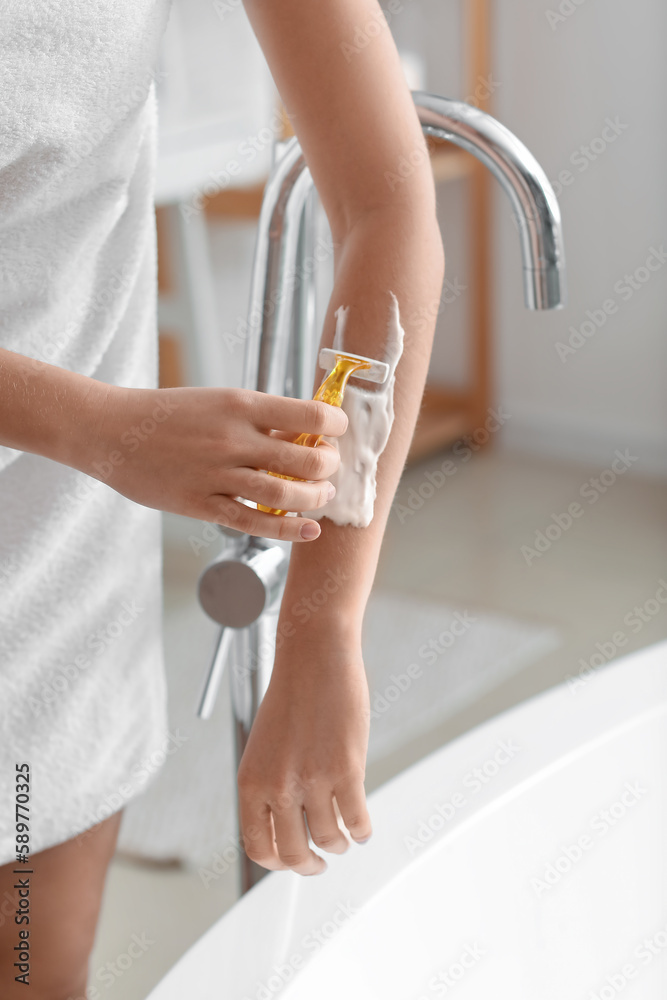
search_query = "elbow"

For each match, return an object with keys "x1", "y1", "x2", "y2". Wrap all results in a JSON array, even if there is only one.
[{"x1": 329, "y1": 133, "x2": 440, "y2": 245}]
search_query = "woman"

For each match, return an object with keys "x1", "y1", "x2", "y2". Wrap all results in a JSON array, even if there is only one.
[{"x1": 0, "y1": 0, "x2": 444, "y2": 995}]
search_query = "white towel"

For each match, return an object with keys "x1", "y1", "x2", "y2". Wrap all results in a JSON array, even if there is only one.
[{"x1": 0, "y1": 0, "x2": 173, "y2": 862}]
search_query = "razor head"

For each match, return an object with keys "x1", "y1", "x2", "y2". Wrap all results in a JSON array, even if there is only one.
[{"x1": 318, "y1": 348, "x2": 390, "y2": 385}]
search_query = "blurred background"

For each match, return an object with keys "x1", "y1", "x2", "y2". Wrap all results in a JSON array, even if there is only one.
[{"x1": 92, "y1": 1, "x2": 667, "y2": 996}]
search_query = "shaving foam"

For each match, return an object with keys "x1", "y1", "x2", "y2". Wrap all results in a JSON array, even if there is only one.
[{"x1": 303, "y1": 291, "x2": 404, "y2": 528}]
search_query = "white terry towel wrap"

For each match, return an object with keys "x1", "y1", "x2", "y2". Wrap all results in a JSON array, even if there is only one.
[{"x1": 0, "y1": 0, "x2": 174, "y2": 862}]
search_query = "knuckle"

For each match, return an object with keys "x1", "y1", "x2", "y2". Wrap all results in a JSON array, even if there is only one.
[
  {"x1": 228, "y1": 387, "x2": 253, "y2": 415},
  {"x1": 343, "y1": 814, "x2": 367, "y2": 831},
  {"x1": 335, "y1": 407, "x2": 349, "y2": 434},
  {"x1": 244, "y1": 845, "x2": 269, "y2": 864},
  {"x1": 267, "y1": 790, "x2": 295, "y2": 813},
  {"x1": 305, "y1": 399, "x2": 328, "y2": 434},
  {"x1": 223, "y1": 500, "x2": 255, "y2": 534},
  {"x1": 277, "y1": 516, "x2": 300, "y2": 542},
  {"x1": 278, "y1": 851, "x2": 309, "y2": 868},
  {"x1": 242, "y1": 388, "x2": 259, "y2": 413},
  {"x1": 311, "y1": 833, "x2": 341, "y2": 849},
  {"x1": 302, "y1": 447, "x2": 327, "y2": 480},
  {"x1": 237, "y1": 770, "x2": 260, "y2": 794},
  {"x1": 207, "y1": 496, "x2": 232, "y2": 524},
  {"x1": 319, "y1": 441, "x2": 341, "y2": 473},
  {"x1": 268, "y1": 444, "x2": 291, "y2": 477},
  {"x1": 245, "y1": 468, "x2": 265, "y2": 492},
  {"x1": 267, "y1": 475, "x2": 291, "y2": 509}
]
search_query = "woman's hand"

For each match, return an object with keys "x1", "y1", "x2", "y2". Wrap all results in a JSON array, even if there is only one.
[
  {"x1": 237, "y1": 624, "x2": 372, "y2": 875},
  {"x1": 77, "y1": 382, "x2": 348, "y2": 542}
]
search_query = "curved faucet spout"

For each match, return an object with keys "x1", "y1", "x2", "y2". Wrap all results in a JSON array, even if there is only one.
[
  {"x1": 413, "y1": 91, "x2": 566, "y2": 311},
  {"x1": 242, "y1": 92, "x2": 566, "y2": 396}
]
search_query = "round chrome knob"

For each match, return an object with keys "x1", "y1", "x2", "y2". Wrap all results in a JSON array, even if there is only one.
[{"x1": 197, "y1": 540, "x2": 288, "y2": 628}]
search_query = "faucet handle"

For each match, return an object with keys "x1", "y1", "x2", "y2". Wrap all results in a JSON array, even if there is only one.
[
  {"x1": 197, "y1": 539, "x2": 289, "y2": 628},
  {"x1": 195, "y1": 540, "x2": 289, "y2": 718}
]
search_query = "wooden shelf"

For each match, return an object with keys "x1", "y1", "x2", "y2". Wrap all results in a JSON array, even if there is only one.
[
  {"x1": 203, "y1": 181, "x2": 266, "y2": 220},
  {"x1": 407, "y1": 385, "x2": 472, "y2": 465},
  {"x1": 428, "y1": 141, "x2": 475, "y2": 184}
]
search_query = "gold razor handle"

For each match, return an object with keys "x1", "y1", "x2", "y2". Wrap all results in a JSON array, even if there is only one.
[{"x1": 258, "y1": 354, "x2": 372, "y2": 517}]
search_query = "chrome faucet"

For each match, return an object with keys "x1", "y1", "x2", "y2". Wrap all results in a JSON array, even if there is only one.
[{"x1": 195, "y1": 92, "x2": 566, "y2": 895}]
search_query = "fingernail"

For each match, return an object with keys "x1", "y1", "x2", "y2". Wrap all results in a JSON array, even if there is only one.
[
  {"x1": 326, "y1": 483, "x2": 336, "y2": 500},
  {"x1": 306, "y1": 863, "x2": 328, "y2": 876},
  {"x1": 300, "y1": 522, "x2": 320, "y2": 540},
  {"x1": 354, "y1": 836, "x2": 371, "y2": 844}
]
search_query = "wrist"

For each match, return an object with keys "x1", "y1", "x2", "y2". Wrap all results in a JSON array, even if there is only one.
[
  {"x1": 58, "y1": 376, "x2": 119, "y2": 477},
  {"x1": 271, "y1": 616, "x2": 366, "y2": 683}
]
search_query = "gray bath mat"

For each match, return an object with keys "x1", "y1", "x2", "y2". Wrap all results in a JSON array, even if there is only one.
[{"x1": 361, "y1": 588, "x2": 560, "y2": 763}]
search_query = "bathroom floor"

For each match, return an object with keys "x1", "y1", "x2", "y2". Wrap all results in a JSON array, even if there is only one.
[{"x1": 90, "y1": 443, "x2": 667, "y2": 999}]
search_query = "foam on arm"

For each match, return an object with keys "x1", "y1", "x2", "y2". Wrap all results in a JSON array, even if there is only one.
[{"x1": 303, "y1": 291, "x2": 405, "y2": 528}]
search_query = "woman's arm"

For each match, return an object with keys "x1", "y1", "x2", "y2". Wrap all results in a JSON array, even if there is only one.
[
  {"x1": 236, "y1": 0, "x2": 445, "y2": 874},
  {"x1": 0, "y1": 346, "x2": 348, "y2": 543}
]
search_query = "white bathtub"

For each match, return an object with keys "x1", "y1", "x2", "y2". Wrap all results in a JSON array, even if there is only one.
[{"x1": 146, "y1": 639, "x2": 667, "y2": 999}]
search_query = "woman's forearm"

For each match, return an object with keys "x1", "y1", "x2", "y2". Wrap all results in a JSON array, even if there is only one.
[
  {"x1": 0, "y1": 348, "x2": 105, "y2": 467},
  {"x1": 239, "y1": 0, "x2": 446, "y2": 644},
  {"x1": 278, "y1": 203, "x2": 445, "y2": 638}
]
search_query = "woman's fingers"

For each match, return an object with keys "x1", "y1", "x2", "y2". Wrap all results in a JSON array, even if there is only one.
[
  {"x1": 252, "y1": 434, "x2": 341, "y2": 484},
  {"x1": 201, "y1": 494, "x2": 325, "y2": 542},
  {"x1": 238, "y1": 797, "x2": 288, "y2": 872},
  {"x1": 239, "y1": 779, "x2": 371, "y2": 875},
  {"x1": 248, "y1": 392, "x2": 348, "y2": 439},
  {"x1": 271, "y1": 806, "x2": 327, "y2": 876},
  {"x1": 303, "y1": 793, "x2": 351, "y2": 855},
  {"x1": 224, "y1": 467, "x2": 335, "y2": 514},
  {"x1": 332, "y1": 774, "x2": 373, "y2": 843}
]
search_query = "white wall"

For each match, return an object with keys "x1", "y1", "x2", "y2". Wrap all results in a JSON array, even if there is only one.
[{"x1": 389, "y1": 0, "x2": 667, "y2": 477}]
